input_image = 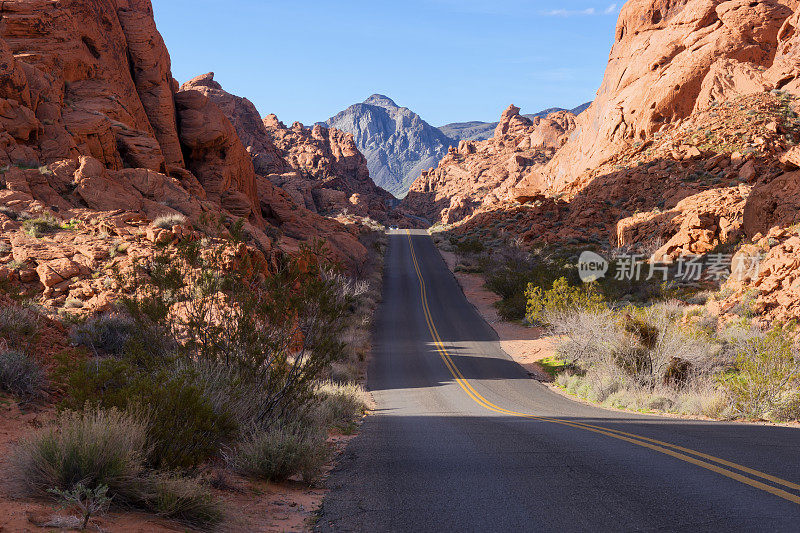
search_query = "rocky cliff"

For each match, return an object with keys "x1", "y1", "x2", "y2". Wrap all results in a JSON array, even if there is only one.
[
  {"x1": 407, "y1": 0, "x2": 800, "y2": 324},
  {"x1": 534, "y1": 0, "x2": 800, "y2": 192},
  {"x1": 400, "y1": 105, "x2": 577, "y2": 224},
  {"x1": 0, "y1": 0, "x2": 373, "y2": 313},
  {"x1": 439, "y1": 102, "x2": 591, "y2": 142},
  {"x1": 324, "y1": 94, "x2": 455, "y2": 198},
  {"x1": 180, "y1": 73, "x2": 392, "y2": 222}
]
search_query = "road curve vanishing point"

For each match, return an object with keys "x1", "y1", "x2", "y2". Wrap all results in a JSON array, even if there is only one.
[{"x1": 317, "y1": 229, "x2": 800, "y2": 532}]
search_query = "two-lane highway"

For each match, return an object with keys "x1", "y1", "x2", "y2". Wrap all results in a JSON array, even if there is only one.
[{"x1": 317, "y1": 230, "x2": 800, "y2": 532}]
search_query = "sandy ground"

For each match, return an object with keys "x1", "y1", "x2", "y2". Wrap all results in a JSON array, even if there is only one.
[{"x1": 438, "y1": 249, "x2": 555, "y2": 380}]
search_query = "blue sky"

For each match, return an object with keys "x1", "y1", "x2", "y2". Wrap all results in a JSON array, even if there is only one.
[{"x1": 153, "y1": 1, "x2": 620, "y2": 126}]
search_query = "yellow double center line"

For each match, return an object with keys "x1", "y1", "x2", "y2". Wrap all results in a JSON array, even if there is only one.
[{"x1": 405, "y1": 230, "x2": 800, "y2": 506}]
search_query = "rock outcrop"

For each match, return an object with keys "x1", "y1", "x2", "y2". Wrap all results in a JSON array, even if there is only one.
[
  {"x1": 0, "y1": 0, "x2": 377, "y2": 316},
  {"x1": 324, "y1": 94, "x2": 455, "y2": 197},
  {"x1": 538, "y1": 0, "x2": 797, "y2": 192},
  {"x1": 262, "y1": 115, "x2": 393, "y2": 220},
  {"x1": 401, "y1": 105, "x2": 577, "y2": 224},
  {"x1": 439, "y1": 102, "x2": 591, "y2": 142},
  {"x1": 180, "y1": 73, "x2": 392, "y2": 222}
]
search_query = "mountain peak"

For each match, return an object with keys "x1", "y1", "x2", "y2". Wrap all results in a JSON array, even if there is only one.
[{"x1": 363, "y1": 94, "x2": 399, "y2": 109}]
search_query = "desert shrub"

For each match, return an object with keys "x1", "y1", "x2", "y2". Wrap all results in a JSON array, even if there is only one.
[
  {"x1": 526, "y1": 277, "x2": 605, "y2": 326},
  {"x1": 119, "y1": 241, "x2": 350, "y2": 422},
  {"x1": 549, "y1": 302, "x2": 726, "y2": 416},
  {"x1": 151, "y1": 213, "x2": 187, "y2": 230},
  {"x1": 61, "y1": 361, "x2": 238, "y2": 469},
  {"x1": 48, "y1": 483, "x2": 111, "y2": 531},
  {"x1": 22, "y1": 214, "x2": 62, "y2": 238},
  {"x1": 0, "y1": 305, "x2": 38, "y2": 347},
  {"x1": 313, "y1": 381, "x2": 367, "y2": 430},
  {"x1": 322, "y1": 269, "x2": 370, "y2": 302},
  {"x1": 143, "y1": 473, "x2": 223, "y2": 529},
  {"x1": 230, "y1": 422, "x2": 330, "y2": 484},
  {"x1": 136, "y1": 369, "x2": 239, "y2": 469},
  {"x1": 452, "y1": 238, "x2": 484, "y2": 254},
  {"x1": 0, "y1": 350, "x2": 46, "y2": 401},
  {"x1": 0, "y1": 205, "x2": 18, "y2": 220},
  {"x1": 554, "y1": 304, "x2": 716, "y2": 388},
  {"x1": 13, "y1": 408, "x2": 148, "y2": 503},
  {"x1": 481, "y1": 248, "x2": 577, "y2": 321},
  {"x1": 69, "y1": 313, "x2": 138, "y2": 355},
  {"x1": 724, "y1": 327, "x2": 800, "y2": 421},
  {"x1": 549, "y1": 308, "x2": 621, "y2": 367}
]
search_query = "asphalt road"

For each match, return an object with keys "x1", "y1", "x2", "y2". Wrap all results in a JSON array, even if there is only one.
[{"x1": 316, "y1": 229, "x2": 800, "y2": 532}]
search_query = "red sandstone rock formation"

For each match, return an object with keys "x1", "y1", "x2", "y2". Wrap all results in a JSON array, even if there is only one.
[
  {"x1": 180, "y1": 73, "x2": 392, "y2": 222},
  {"x1": 262, "y1": 115, "x2": 393, "y2": 220},
  {"x1": 400, "y1": 105, "x2": 576, "y2": 224},
  {"x1": 0, "y1": 0, "x2": 376, "y2": 315},
  {"x1": 538, "y1": 0, "x2": 797, "y2": 192}
]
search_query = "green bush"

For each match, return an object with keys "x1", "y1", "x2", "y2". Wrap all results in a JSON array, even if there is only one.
[
  {"x1": 526, "y1": 277, "x2": 605, "y2": 326},
  {"x1": 60, "y1": 361, "x2": 238, "y2": 469},
  {"x1": 22, "y1": 214, "x2": 63, "y2": 238},
  {"x1": 13, "y1": 408, "x2": 148, "y2": 503},
  {"x1": 136, "y1": 369, "x2": 239, "y2": 469},
  {"x1": 725, "y1": 328, "x2": 800, "y2": 421},
  {"x1": 0, "y1": 350, "x2": 46, "y2": 401},
  {"x1": 480, "y1": 248, "x2": 578, "y2": 321},
  {"x1": 69, "y1": 314, "x2": 139, "y2": 356},
  {"x1": 230, "y1": 422, "x2": 330, "y2": 484}
]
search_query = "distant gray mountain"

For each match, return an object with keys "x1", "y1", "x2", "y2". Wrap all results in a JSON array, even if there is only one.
[
  {"x1": 440, "y1": 102, "x2": 592, "y2": 142},
  {"x1": 323, "y1": 95, "x2": 455, "y2": 198}
]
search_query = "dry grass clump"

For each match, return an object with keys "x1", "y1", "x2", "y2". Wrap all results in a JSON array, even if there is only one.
[
  {"x1": 0, "y1": 304, "x2": 39, "y2": 345},
  {"x1": 0, "y1": 350, "x2": 46, "y2": 401},
  {"x1": 13, "y1": 408, "x2": 149, "y2": 502},
  {"x1": 151, "y1": 213, "x2": 187, "y2": 230},
  {"x1": 22, "y1": 213, "x2": 64, "y2": 238},
  {"x1": 69, "y1": 313, "x2": 138, "y2": 355},
  {"x1": 314, "y1": 380, "x2": 368, "y2": 431},
  {"x1": 145, "y1": 473, "x2": 223, "y2": 529},
  {"x1": 13, "y1": 407, "x2": 224, "y2": 529},
  {"x1": 228, "y1": 422, "x2": 330, "y2": 484}
]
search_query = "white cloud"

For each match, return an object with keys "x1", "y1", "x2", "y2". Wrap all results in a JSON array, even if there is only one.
[{"x1": 541, "y1": 3, "x2": 618, "y2": 17}]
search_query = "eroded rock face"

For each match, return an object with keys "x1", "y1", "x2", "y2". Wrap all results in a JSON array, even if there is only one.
[
  {"x1": 174, "y1": 88, "x2": 259, "y2": 220},
  {"x1": 180, "y1": 73, "x2": 392, "y2": 222},
  {"x1": 0, "y1": 0, "x2": 385, "y2": 311},
  {"x1": 180, "y1": 73, "x2": 287, "y2": 176},
  {"x1": 263, "y1": 117, "x2": 392, "y2": 220},
  {"x1": 541, "y1": 0, "x2": 794, "y2": 191},
  {"x1": 617, "y1": 186, "x2": 749, "y2": 259},
  {"x1": 0, "y1": 0, "x2": 188, "y2": 172},
  {"x1": 401, "y1": 105, "x2": 577, "y2": 224}
]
